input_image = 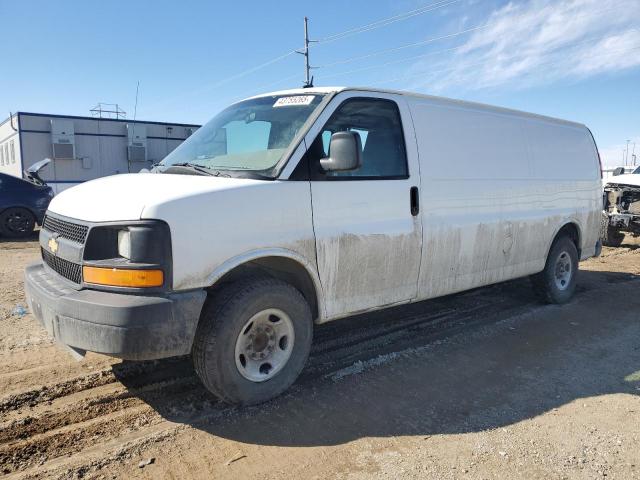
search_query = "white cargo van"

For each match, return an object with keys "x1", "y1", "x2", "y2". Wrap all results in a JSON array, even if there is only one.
[{"x1": 25, "y1": 87, "x2": 603, "y2": 404}]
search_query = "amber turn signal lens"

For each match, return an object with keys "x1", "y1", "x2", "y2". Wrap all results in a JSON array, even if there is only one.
[{"x1": 83, "y1": 266, "x2": 164, "y2": 288}]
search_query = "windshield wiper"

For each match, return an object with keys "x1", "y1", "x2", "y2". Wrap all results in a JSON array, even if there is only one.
[
  {"x1": 205, "y1": 166, "x2": 274, "y2": 180},
  {"x1": 161, "y1": 163, "x2": 231, "y2": 177}
]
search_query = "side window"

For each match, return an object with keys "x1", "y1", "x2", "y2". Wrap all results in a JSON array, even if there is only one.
[
  {"x1": 0, "y1": 144, "x2": 4, "y2": 166},
  {"x1": 10, "y1": 140, "x2": 15, "y2": 163},
  {"x1": 312, "y1": 98, "x2": 407, "y2": 179}
]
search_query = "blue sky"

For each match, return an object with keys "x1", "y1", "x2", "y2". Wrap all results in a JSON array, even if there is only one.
[{"x1": 1, "y1": 0, "x2": 638, "y2": 166}]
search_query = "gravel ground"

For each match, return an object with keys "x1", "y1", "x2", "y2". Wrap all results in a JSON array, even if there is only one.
[{"x1": 0, "y1": 234, "x2": 639, "y2": 479}]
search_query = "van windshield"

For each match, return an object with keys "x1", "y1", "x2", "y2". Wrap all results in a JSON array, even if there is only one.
[{"x1": 158, "y1": 94, "x2": 326, "y2": 178}]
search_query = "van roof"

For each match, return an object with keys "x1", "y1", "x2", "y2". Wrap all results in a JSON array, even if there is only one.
[{"x1": 246, "y1": 86, "x2": 587, "y2": 129}]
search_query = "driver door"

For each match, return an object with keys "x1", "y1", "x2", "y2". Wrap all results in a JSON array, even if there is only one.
[{"x1": 303, "y1": 93, "x2": 423, "y2": 320}]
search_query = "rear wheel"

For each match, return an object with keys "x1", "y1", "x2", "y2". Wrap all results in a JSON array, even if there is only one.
[
  {"x1": 530, "y1": 236, "x2": 579, "y2": 304},
  {"x1": 0, "y1": 208, "x2": 35, "y2": 238},
  {"x1": 192, "y1": 276, "x2": 313, "y2": 405}
]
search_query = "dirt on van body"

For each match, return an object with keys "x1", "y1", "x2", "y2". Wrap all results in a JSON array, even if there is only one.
[{"x1": 1, "y1": 234, "x2": 639, "y2": 479}]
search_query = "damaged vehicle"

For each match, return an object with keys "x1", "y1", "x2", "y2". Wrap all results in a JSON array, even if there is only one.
[
  {"x1": 24, "y1": 87, "x2": 603, "y2": 405},
  {"x1": 603, "y1": 166, "x2": 640, "y2": 246},
  {"x1": 0, "y1": 159, "x2": 54, "y2": 238}
]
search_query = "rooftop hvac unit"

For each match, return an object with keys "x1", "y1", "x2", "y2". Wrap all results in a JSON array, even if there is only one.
[
  {"x1": 51, "y1": 119, "x2": 75, "y2": 159},
  {"x1": 127, "y1": 124, "x2": 147, "y2": 162}
]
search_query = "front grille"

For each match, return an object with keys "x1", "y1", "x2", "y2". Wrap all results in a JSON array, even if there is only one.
[
  {"x1": 42, "y1": 248, "x2": 82, "y2": 284},
  {"x1": 43, "y1": 215, "x2": 88, "y2": 244}
]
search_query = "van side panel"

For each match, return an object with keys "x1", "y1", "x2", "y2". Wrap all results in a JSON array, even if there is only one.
[
  {"x1": 407, "y1": 97, "x2": 601, "y2": 301},
  {"x1": 521, "y1": 118, "x2": 602, "y2": 260}
]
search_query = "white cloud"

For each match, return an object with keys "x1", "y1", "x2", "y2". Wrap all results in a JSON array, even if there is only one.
[{"x1": 405, "y1": 0, "x2": 640, "y2": 92}]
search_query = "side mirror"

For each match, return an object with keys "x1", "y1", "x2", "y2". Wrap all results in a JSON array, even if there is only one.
[
  {"x1": 613, "y1": 167, "x2": 625, "y2": 176},
  {"x1": 320, "y1": 131, "x2": 362, "y2": 173}
]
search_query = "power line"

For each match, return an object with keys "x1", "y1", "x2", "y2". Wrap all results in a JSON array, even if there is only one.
[
  {"x1": 315, "y1": 24, "x2": 489, "y2": 69},
  {"x1": 146, "y1": 48, "x2": 298, "y2": 111},
  {"x1": 320, "y1": 44, "x2": 467, "y2": 80},
  {"x1": 204, "y1": 49, "x2": 298, "y2": 90},
  {"x1": 187, "y1": 1, "x2": 466, "y2": 108},
  {"x1": 153, "y1": 0, "x2": 464, "y2": 108},
  {"x1": 315, "y1": 0, "x2": 463, "y2": 45},
  {"x1": 314, "y1": 1, "x2": 630, "y2": 74}
]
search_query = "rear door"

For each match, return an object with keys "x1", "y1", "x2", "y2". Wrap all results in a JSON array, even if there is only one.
[{"x1": 303, "y1": 92, "x2": 422, "y2": 319}]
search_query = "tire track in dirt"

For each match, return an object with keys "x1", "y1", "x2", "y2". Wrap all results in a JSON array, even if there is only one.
[
  {"x1": 0, "y1": 377, "x2": 209, "y2": 475},
  {"x1": 1, "y1": 262, "x2": 638, "y2": 479},
  {"x1": 0, "y1": 404, "x2": 160, "y2": 475},
  {"x1": 0, "y1": 366, "x2": 203, "y2": 475},
  {"x1": 0, "y1": 357, "x2": 194, "y2": 416},
  {"x1": 0, "y1": 281, "x2": 542, "y2": 477},
  {"x1": 0, "y1": 376, "x2": 199, "y2": 444}
]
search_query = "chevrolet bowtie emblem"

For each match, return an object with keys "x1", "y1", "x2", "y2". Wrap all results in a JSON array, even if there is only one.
[{"x1": 48, "y1": 237, "x2": 59, "y2": 254}]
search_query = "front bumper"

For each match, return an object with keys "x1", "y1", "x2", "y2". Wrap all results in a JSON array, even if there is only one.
[
  {"x1": 24, "y1": 262, "x2": 206, "y2": 360},
  {"x1": 606, "y1": 212, "x2": 640, "y2": 235}
]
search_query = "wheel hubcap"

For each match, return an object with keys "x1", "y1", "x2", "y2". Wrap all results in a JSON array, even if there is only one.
[
  {"x1": 234, "y1": 308, "x2": 295, "y2": 382},
  {"x1": 554, "y1": 251, "x2": 572, "y2": 290}
]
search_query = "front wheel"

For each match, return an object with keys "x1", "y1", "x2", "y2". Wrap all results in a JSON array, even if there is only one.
[
  {"x1": 603, "y1": 226, "x2": 625, "y2": 247},
  {"x1": 0, "y1": 208, "x2": 35, "y2": 238},
  {"x1": 192, "y1": 277, "x2": 313, "y2": 405},
  {"x1": 530, "y1": 236, "x2": 579, "y2": 304}
]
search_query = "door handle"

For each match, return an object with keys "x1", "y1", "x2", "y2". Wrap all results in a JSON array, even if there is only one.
[{"x1": 410, "y1": 186, "x2": 419, "y2": 216}]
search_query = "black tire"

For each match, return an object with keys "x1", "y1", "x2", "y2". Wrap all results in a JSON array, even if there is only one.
[
  {"x1": 192, "y1": 276, "x2": 313, "y2": 405},
  {"x1": 601, "y1": 211, "x2": 625, "y2": 247},
  {"x1": 0, "y1": 208, "x2": 36, "y2": 238},
  {"x1": 530, "y1": 235, "x2": 579, "y2": 304},
  {"x1": 602, "y1": 225, "x2": 625, "y2": 247}
]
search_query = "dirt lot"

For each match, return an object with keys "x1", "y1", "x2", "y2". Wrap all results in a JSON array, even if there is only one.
[{"x1": 1, "y1": 235, "x2": 639, "y2": 480}]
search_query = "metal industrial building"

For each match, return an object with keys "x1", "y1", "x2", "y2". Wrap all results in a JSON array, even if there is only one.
[{"x1": 0, "y1": 111, "x2": 199, "y2": 192}]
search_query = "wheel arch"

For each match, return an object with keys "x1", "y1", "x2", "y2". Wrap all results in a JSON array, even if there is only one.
[
  {"x1": 205, "y1": 249, "x2": 324, "y2": 321},
  {"x1": 548, "y1": 221, "x2": 582, "y2": 259}
]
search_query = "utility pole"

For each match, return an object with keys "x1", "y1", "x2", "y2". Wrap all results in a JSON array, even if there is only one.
[
  {"x1": 625, "y1": 139, "x2": 630, "y2": 165},
  {"x1": 296, "y1": 17, "x2": 316, "y2": 88}
]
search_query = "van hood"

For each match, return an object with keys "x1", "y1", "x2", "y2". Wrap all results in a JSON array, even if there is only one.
[
  {"x1": 47, "y1": 173, "x2": 263, "y2": 222},
  {"x1": 605, "y1": 174, "x2": 640, "y2": 188}
]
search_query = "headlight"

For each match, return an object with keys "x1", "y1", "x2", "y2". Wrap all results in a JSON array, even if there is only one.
[
  {"x1": 118, "y1": 230, "x2": 131, "y2": 259},
  {"x1": 83, "y1": 221, "x2": 172, "y2": 290}
]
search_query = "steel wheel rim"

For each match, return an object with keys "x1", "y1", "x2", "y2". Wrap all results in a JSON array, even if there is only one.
[
  {"x1": 234, "y1": 308, "x2": 295, "y2": 382},
  {"x1": 554, "y1": 251, "x2": 572, "y2": 291}
]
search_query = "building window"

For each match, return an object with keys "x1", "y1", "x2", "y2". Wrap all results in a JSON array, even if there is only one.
[
  {"x1": 0, "y1": 144, "x2": 4, "y2": 166},
  {"x1": 3, "y1": 144, "x2": 7, "y2": 166},
  {"x1": 10, "y1": 140, "x2": 15, "y2": 163}
]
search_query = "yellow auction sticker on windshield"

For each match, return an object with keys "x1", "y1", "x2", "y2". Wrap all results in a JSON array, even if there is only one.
[{"x1": 273, "y1": 96, "x2": 315, "y2": 107}]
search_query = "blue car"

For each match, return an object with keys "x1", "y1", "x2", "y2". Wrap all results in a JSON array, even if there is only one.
[{"x1": 0, "y1": 159, "x2": 54, "y2": 238}]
